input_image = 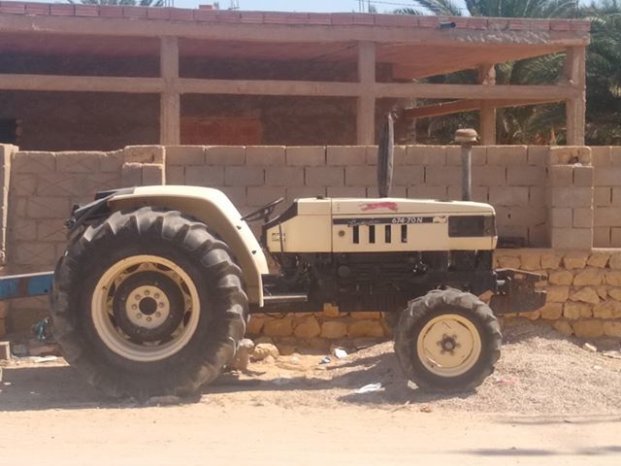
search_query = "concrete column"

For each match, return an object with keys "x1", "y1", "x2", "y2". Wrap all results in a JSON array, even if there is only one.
[
  {"x1": 357, "y1": 41, "x2": 376, "y2": 145},
  {"x1": 160, "y1": 36, "x2": 180, "y2": 146},
  {"x1": 478, "y1": 64, "x2": 496, "y2": 145},
  {"x1": 547, "y1": 147, "x2": 593, "y2": 249},
  {"x1": 564, "y1": 47, "x2": 586, "y2": 146}
]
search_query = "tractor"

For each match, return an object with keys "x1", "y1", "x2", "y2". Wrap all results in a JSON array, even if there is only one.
[{"x1": 40, "y1": 119, "x2": 544, "y2": 399}]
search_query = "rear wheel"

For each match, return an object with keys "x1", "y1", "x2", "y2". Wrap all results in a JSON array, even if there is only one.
[
  {"x1": 394, "y1": 288, "x2": 501, "y2": 391},
  {"x1": 51, "y1": 207, "x2": 248, "y2": 399}
]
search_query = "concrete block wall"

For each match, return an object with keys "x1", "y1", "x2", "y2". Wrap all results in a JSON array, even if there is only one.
[
  {"x1": 1, "y1": 142, "x2": 621, "y2": 339},
  {"x1": 591, "y1": 147, "x2": 621, "y2": 247}
]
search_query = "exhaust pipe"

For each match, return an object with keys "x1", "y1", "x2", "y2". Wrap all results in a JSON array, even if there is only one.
[{"x1": 455, "y1": 128, "x2": 478, "y2": 201}]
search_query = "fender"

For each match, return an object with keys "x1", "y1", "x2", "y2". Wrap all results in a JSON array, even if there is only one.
[{"x1": 77, "y1": 186, "x2": 267, "y2": 306}]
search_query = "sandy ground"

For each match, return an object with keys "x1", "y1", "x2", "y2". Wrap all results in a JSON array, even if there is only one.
[{"x1": 1, "y1": 319, "x2": 620, "y2": 465}]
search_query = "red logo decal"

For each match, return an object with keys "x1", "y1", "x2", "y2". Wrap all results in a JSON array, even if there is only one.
[{"x1": 360, "y1": 202, "x2": 398, "y2": 212}]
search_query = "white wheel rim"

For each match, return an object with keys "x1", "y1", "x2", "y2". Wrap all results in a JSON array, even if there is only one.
[
  {"x1": 416, "y1": 313, "x2": 482, "y2": 377},
  {"x1": 91, "y1": 254, "x2": 201, "y2": 362}
]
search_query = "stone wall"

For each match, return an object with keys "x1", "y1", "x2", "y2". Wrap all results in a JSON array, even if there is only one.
[{"x1": 1, "y1": 143, "x2": 621, "y2": 339}]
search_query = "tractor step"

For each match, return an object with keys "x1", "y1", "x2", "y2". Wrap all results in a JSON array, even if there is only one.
[{"x1": 263, "y1": 293, "x2": 308, "y2": 304}]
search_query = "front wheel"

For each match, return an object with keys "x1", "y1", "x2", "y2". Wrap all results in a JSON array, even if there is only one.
[
  {"x1": 51, "y1": 207, "x2": 248, "y2": 399},
  {"x1": 394, "y1": 288, "x2": 501, "y2": 391}
]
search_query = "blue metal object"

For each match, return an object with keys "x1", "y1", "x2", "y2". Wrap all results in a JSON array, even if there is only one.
[{"x1": 0, "y1": 271, "x2": 54, "y2": 300}]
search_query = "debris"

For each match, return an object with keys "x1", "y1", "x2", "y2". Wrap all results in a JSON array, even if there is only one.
[
  {"x1": 0, "y1": 341, "x2": 10, "y2": 361},
  {"x1": 319, "y1": 356, "x2": 331, "y2": 364},
  {"x1": 230, "y1": 338, "x2": 255, "y2": 371},
  {"x1": 30, "y1": 356, "x2": 59, "y2": 363},
  {"x1": 602, "y1": 351, "x2": 621, "y2": 360},
  {"x1": 355, "y1": 383, "x2": 383, "y2": 394},
  {"x1": 11, "y1": 344, "x2": 28, "y2": 357},
  {"x1": 32, "y1": 317, "x2": 52, "y2": 341},
  {"x1": 147, "y1": 395, "x2": 183, "y2": 406},
  {"x1": 251, "y1": 342, "x2": 279, "y2": 362},
  {"x1": 332, "y1": 347, "x2": 348, "y2": 359},
  {"x1": 593, "y1": 365, "x2": 602, "y2": 370},
  {"x1": 583, "y1": 343, "x2": 597, "y2": 353},
  {"x1": 273, "y1": 376, "x2": 292, "y2": 386},
  {"x1": 420, "y1": 405, "x2": 433, "y2": 413}
]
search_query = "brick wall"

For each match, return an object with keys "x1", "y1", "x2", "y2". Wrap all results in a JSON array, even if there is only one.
[{"x1": 1, "y1": 143, "x2": 621, "y2": 339}]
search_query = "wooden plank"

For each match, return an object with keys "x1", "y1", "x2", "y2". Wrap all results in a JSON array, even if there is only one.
[
  {"x1": 0, "y1": 74, "x2": 163, "y2": 93},
  {"x1": 0, "y1": 14, "x2": 591, "y2": 46},
  {"x1": 357, "y1": 41, "x2": 375, "y2": 145},
  {"x1": 177, "y1": 78, "x2": 360, "y2": 96},
  {"x1": 160, "y1": 36, "x2": 180, "y2": 145}
]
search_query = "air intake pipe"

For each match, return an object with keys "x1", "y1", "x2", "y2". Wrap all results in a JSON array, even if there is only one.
[{"x1": 454, "y1": 128, "x2": 478, "y2": 201}]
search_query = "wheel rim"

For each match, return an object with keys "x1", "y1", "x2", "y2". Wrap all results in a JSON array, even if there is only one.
[
  {"x1": 416, "y1": 313, "x2": 482, "y2": 378},
  {"x1": 91, "y1": 255, "x2": 201, "y2": 362}
]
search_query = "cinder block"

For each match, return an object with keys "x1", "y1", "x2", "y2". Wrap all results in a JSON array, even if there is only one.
[
  {"x1": 472, "y1": 166, "x2": 506, "y2": 186},
  {"x1": 611, "y1": 227, "x2": 621, "y2": 247},
  {"x1": 425, "y1": 166, "x2": 461, "y2": 186},
  {"x1": 121, "y1": 162, "x2": 143, "y2": 187},
  {"x1": 573, "y1": 165, "x2": 593, "y2": 187},
  {"x1": 326, "y1": 146, "x2": 366, "y2": 166},
  {"x1": 495, "y1": 206, "x2": 545, "y2": 227},
  {"x1": 527, "y1": 145, "x2": 549, "y2": 166},
  {"x1": 611, "y1": 147, "x2": 621, "y2": 165},
  {"x1": 549, "y1": 146, "x2": 592, "y2": 165},
  {"x1": 265, "y1": 167, "x2": 305, "y2": 187},
  {"x1": 594, "y1": 227, "x2": 611, "y2": 247},
  {"x1": 486, "y1": 146, "x2": 527, "y2": 166},
  {"x1": 408, "y1": 185, "x2": 447, "y2": 200},
  {"x1": 550, "y1": 187, "x2": 593, "y2": 207},
  {"x1": 246, "y1": 186, "x2": 286, "y2": 207},
  {"x1": 405, "y1": 145, "x2": 446, "y2": 166},
  {"x1": 594, "y1": 187, "x2": 612, "y2": 206},
  {"x1": 364, "y1": 145, "x2": 379, "y2": 166},
  {"x1": 246, "y1": 146, "x2": 285, "y2": 166},
  {"x1": 445, "y1": 146, "x2": 486, "y2": 166},
  {"x1": 37, "y1": 219, "x2": 67, "y2": 242},
  {"x1": 594, "y1": 207, "x2": 621, "y2": 227},
  {"x1": 224, "y1": 167, "x2": 264, "y2": 186},
  {"x1": 393, "y1": 166, "x2": 424, "y2": 187},
  {"x1": 594, "y1": 166, "x2": 621, "y2": 186},
  {"x1": 305, "y1": 166, "x2": 344, "y2": 187},
  {"x1": 573, "y1": 207, "x2": 593, "y2": 228},
  {"x1": 345, "y1": 166, "x2": 375, "y2": 186},
  {"x1": 550, "y1": 208, "x2": 572, "y2": 227},
  {"x1": 327, "y1": 186, "x2": 366, "y2": 198},
  {"x1": 612, "y1": 187, "x2": 621, "y2": 205},
  {"x1": 591, "y1": 146, "x2": 611, "y2": 166},
  {"x1": 548, "y1": 165, "x2": 573, "y2": 186},
  {"x1": 123, "y1": 146, "x2": 165, "y2": 164},
  {"x1": 219, "y1": 187, "x2": 246, "y2": 207},
  {"x1": 13, "y1": 241, "x2": 58, "y2": 266},
  {"x1": 10, "y1": 218, "x2": 37, "y2": 241},
  {"x1": 26, "y1": 196, "x2": 71, "y2": 219},
  {"x1": 528, "y1": 224, "x2": 549, "y2": 246},
  {"x1": 507, "y1": 165, "x2": 545, "y2": 186},
  {"x1": 286, "y1": 186, "x2": 325, "y2": 200},
  {"x1": 166, "y1": 166, "x2": 184, "y2": 185},
  {"x1": 447, "y1": 185, "x2": 488, "y2": 202},
  {"x1": 165, "y1": 146, "x2": 205, "y2": 165},
  {"x1": 529, "y1": 187, "x2": 545, "y2": 207},
  {"x1": 12, "y1": 174, "x2": 37, "y2": 196},
  {"x1": 551, "y1": 227, "x2": 592, "y2": 249},
  {"x1": 99, "y1": 152, "x2": 124, "y2": 173},
  {"x1": 489, "y1": 186, "x2": 529, "y2": 206},
  {"x1": 286, "y1": 146, "x2": 325, "y2": 167},
  {"x1": 56, "y1": 152, "x2": 102, "y2": 173},
  {"x1": 12, "y1": 152, "x2": 55, "y2": 174},
  {"x1": 204, "y1": 146, "x2": 245, "y2": 165},
  {"x1": 185, "y1": 166, "x2": 225, "y2": 187}
]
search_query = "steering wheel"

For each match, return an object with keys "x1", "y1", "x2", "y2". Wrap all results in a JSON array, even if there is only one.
[{"x1": 241, "y1": 197, "x2": 285, "y2": 223}]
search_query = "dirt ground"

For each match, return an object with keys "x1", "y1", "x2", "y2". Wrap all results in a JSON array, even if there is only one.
[{"x1": 1, "y1": 319, "x2": 620, "y2": 465}]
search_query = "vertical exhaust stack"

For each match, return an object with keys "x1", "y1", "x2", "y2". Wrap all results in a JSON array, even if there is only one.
[{"x1": 455, "y1": 129, "x2": 478, "y2": 202}]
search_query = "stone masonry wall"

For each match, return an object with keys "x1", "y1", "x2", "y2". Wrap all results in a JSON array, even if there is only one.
[{"x1": 1, "y1": 143, "x2": 621, "y2": 341}]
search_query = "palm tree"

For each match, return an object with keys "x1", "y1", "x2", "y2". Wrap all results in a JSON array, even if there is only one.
[{"x1": 397, "y1": 1, "x2": 580, "y2": 144}]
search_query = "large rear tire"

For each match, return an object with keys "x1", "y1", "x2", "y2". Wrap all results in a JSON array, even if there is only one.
[
  {"x1": 51, "y1": 207, "x2": 248, "y2": 399},
  {"x1": 394, "y1": 288, "x2": 501, "y2": 391}
]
